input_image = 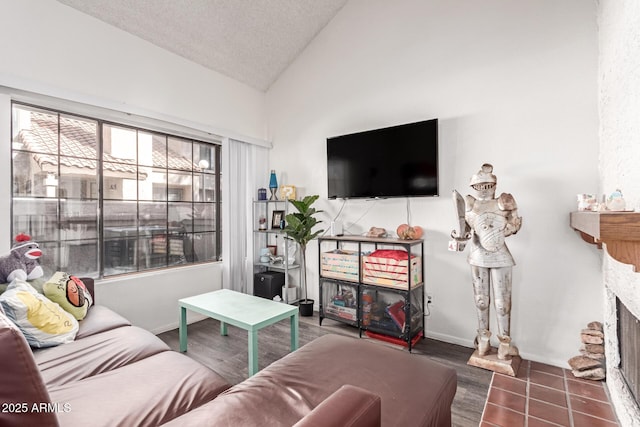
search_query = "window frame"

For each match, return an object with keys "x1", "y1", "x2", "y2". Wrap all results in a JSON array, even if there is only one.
[{"x1": 10, "y1": 101, "x2": 222, "y2": 278}]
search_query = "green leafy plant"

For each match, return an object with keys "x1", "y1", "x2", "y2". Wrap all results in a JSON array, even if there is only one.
[{"x1": 283, "y1": 195, "x2": 324, "y2": 302}]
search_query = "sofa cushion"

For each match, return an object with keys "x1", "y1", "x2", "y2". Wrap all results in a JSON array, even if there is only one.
[
  {"x1": 0, "y1": 309, "x2": 58, "y2": 427},
  {"x1": 0, "y1": 279, "x2": 78, "y2": 348},
  {"x1": 163, "y1": 334, "x2": 457, "y2": 427},
  {"x1": 75, "y1": 305, "x2": 131, "y2": 339},
  {"x1": 34, "y1": 325, "x2": 171, "y2": 387},
  {"x1": 43, "y1": 272, "x2": 93, "y2": 320},
  {"x1": 49, "y1": 350, "x2": 231, "y2": 427}
]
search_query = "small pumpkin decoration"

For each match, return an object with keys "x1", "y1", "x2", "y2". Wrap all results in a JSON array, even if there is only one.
[{"x1": 396, "y1": 224, "x2": 423, "y2": 240}]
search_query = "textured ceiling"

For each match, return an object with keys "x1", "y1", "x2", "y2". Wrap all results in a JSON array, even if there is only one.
[{"x1": 56, "y1": 0, "x2": 348, "y2": 91}]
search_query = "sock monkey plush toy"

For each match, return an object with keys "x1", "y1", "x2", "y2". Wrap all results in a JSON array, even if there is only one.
[{"x1": 0, "y1": 233, "x2": 44, "y2": 283}]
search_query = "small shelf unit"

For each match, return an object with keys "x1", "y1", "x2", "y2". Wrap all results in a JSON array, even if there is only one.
[
  {"x1": 252, "y1": 200, "x2": 299, "y2": 303},
  {"x1": 318, "y1": 235, "x2": 425, "y2": 351}
]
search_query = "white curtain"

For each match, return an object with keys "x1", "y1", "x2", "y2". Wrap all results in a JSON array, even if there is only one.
[{"x1": 222, "y1": 138, "x2": 269, "y2": 293}]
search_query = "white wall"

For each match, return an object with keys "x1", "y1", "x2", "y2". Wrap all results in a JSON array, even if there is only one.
[
  {"x1": 97, "y1": 263, "x2": 223, "y2": 334},
  {"x1": 266, "y1": 0, "x2": 601, "y2": 367},
  {"x1": 0, "y1": 0, "x2": 266, "y2": 142},
  {"x1": 0, "y1": 0, "x2": 267, "y2": 331},
  {"x1": 598, "y1": 0, "x2": 640, "y2": 424}
]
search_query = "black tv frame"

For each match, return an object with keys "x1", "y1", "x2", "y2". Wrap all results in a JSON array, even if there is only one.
[{"x1": 327, "y1": 118, "x2": 439, "y2": 200}]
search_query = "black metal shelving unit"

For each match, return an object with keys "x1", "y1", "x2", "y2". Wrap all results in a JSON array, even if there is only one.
[{"x1": 318, "y1": 235, "x2": 424, "y2": 351}]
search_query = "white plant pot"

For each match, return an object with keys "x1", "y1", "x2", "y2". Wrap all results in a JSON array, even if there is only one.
[{"x1": 282, "y1": 285, "x2": 297, "y2": 302}]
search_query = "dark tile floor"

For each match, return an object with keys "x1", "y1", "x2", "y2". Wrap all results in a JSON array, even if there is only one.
[{"x1": 480, "y1": 360, "x2": 620, "y2": 427}]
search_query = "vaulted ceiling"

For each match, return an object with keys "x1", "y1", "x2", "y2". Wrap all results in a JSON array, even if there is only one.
[{"x1": 56, "y1": 0, "x2": 348, "y2": 92}]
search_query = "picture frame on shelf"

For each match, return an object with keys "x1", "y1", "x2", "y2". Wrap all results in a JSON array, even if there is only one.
[{"x1": 272, "y1": 210, "x2": 285, "y2": 229}]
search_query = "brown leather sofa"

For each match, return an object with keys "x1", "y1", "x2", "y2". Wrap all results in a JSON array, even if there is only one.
[
  {"x1": 1, "y1": 279, "x2": 457, "y2": 427},
  {"x1": 165, "y1": 333, "x2": 458, "y2": 427},
  {"x1": 0, "y1": 292, "x2": 231, "y2": 426}
]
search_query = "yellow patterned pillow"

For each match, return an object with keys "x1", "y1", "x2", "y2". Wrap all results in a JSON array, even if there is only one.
[
  {"x1": 0, "y1": 279, "x2": 78, "y2": 348},
  {"x1": 43, "y1": 272, "x2": 93, "y2": 320}
]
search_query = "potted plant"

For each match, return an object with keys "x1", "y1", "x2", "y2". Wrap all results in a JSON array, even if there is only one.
[{"x1": 283, "y1": 195, "x2": 324, "y2": 316}]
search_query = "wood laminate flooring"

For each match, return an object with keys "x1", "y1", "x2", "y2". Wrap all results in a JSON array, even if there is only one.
[{"x1": 157, "y1": 312, "x2": 491, "y2": 427}]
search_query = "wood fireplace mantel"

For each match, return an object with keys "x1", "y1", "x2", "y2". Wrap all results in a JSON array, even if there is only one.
[{"x1": 570, "y1": 211, "x2": 640, "y2": 272}]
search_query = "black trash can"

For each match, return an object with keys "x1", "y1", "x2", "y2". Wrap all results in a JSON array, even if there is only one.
[{"x1": 253, "y1": 271, "x2": 285, "y2": 300}]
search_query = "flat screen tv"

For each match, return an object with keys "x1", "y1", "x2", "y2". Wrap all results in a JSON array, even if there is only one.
[{"x1": 327, "y1": 118, "x2": 438, "y2": 199}]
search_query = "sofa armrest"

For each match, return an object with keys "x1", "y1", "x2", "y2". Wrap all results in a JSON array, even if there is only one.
[
  {"x1": 0, "y1": 311, "x2": 58, "y2": 426},
  {"x1": 293, "y1": 385, "x2": 381, "y2": 427}
]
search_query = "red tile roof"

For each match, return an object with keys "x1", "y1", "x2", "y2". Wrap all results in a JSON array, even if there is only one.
[{"x1": 16, "y1": 112, "x2": 199, "y2": 176}]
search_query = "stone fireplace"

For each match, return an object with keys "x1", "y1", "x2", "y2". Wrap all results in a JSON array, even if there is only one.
[
  {"x1": 569, "y1": 212, "x2": 640, "y2": 425},
  {"x1": 598, "y1": 0, "x2": 640, "y2": 424},
  {"x1": 603, "y1": 254, "x2": 640, "y2": 426}
]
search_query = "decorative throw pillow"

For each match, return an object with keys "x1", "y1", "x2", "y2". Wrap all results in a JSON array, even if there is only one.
[
  {"x1": 43, "y1": 272, "x2": 93, "y2": 321},
  {"x1": 0, "y1": 279, "x2": 78, "y2": 348},
  {"x1": 1, "y1": 278, "x2": 46, "y2": 296}
]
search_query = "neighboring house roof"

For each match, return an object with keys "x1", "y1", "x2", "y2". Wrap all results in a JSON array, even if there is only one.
[{"x1": 15, "y1": 111, "x2": 198, "y2": 177}]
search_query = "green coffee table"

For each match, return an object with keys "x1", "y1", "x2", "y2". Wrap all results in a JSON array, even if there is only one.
[{"x1": 179, "y1": 289, "x2": 299, "y2": 376}]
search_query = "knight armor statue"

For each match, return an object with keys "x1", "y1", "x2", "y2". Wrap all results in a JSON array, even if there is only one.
[{"x1": 451, "y1": 164, "x2": 522, "y2": 360}]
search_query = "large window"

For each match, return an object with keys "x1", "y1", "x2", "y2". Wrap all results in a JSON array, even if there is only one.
[{"x1": 11, "y1": 103, "x2": 221, "y2": 278}]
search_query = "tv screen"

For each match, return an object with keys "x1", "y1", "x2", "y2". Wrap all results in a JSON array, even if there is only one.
[{"x1": 327, "y1": 119, "x2": 438, "y2": 199}]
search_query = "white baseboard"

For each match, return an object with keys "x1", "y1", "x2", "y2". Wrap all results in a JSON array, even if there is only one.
[
  {"x1": 151, "y1": 312, "x2": 208, "y2": 335},
  {"x1": 425, "y1": 331, "x2": 475, "y2": 349},
  {"x1": 425, "y1": 331, "x2": 569, "y2": 369}
]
